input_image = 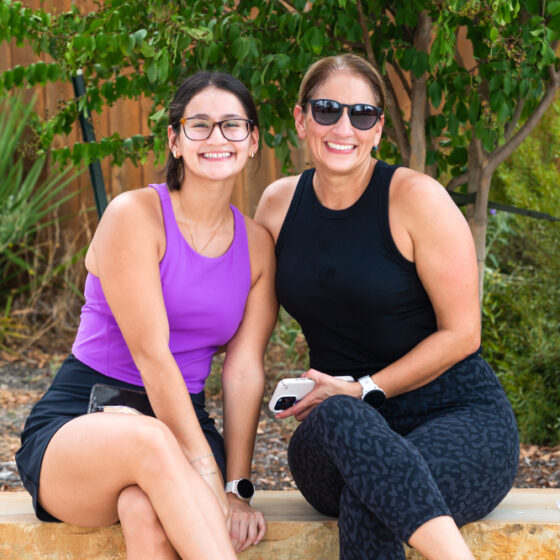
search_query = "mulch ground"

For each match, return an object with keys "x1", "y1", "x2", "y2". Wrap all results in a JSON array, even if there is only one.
[{"x1": 1, "y1": 350, "x2": 559, "y2": 492}]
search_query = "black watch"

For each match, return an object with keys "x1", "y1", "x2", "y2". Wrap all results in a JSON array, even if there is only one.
[
  {"x1": 358, "y1": 375, "x2": 386, "y2": 409},
  {"x1": 225, "y1": 478, "x2": 254, "y2": 501}
]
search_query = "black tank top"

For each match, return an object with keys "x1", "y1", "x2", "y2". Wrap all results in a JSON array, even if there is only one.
[{"x1": 275, "y1": 160, "x2": 438, "y2": 376}]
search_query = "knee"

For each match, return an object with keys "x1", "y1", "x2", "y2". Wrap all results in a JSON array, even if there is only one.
[
  {"x1": 118, "y1": 485, "x2": 158, "y2": 527},
  {"x1": 313, "y1": 394, "x2": 361, "y2": 425},
  {"x1": 131, "y1": 418, "x2": 182, "y2": 478},
  {"x1": 118, "y1": 486, "x2": 171, "y2": 552}
]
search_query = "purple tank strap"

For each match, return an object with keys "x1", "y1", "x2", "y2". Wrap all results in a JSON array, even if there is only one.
[{"x1": 148, "y1": 183, "x2": 176, "y2": 242}]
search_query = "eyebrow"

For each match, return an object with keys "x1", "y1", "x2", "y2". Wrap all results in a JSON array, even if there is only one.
[{"x1": 188, "y1": 113, "x2": 244, "y2": 119}]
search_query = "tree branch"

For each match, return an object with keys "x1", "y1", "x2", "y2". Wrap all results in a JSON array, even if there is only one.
[
  {"x1": 445, "y1": 173, "x2": 468, "y2": 191},
  {"x1": 391, "y1": 62, "x2": 412, "y2": 98},
  {"x1": 503, "y1": 95, "x2": 526, "y2": 140},
  {"x1": 356, "y1": 0, "x2": 410, "y2": 162}
]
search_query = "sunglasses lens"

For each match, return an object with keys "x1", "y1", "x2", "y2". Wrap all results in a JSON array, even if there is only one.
[
  {"x1": 311, "y1": 100, "x2": 342, "y2": 125},
  {"x1": 349, "y1": 105, "x2": 379, "y2": 130}
]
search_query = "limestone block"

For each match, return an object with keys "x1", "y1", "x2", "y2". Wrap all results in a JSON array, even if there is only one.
[{"x1": 2, "y1": 489, "x2": 559, "y2": 559}]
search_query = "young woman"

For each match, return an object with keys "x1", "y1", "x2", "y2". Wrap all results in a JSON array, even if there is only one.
[
  {"x1": 255, "y1": 54, "x2": 519, "y2": 560},
  {"x1": 16, "y1": 71, "x2": 277, "y2": 559}
]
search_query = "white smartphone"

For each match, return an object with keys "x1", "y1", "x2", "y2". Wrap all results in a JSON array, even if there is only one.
[{"x1": 268, "y1": 376, "x2": 354, "y2": 413}]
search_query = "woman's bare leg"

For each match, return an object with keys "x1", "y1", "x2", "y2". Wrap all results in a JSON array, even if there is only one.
[
  {"x1": 408, "y1": 516, "x2": 475, "y2": 560},
  {"x1": 118, "y1": 485, "x2": 179, "y2": 560},
  {"x1": 38, "y1": 413, "x2": 236, "y2": 560}
]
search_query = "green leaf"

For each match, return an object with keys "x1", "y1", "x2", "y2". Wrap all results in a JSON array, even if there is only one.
[
  {"x1": 134, "y1": 28, "x2": 148, "y2": 45},
  {"x1": 47, "y1": 63, "x2": 59, "y2": 81},
  {"x1": 145, "y1": 58, "x2": 157, "y2": 83},
  {"x1": 412, "y1": 51, "x2": 428, "y2": 78},
  {"x1": 140, "y1": 40, "x2": 156, "y2": 58},
  {"x1": 489, "y1": 27, "x2": 499, "y2": 42},
  {"x1": 12, "y1": 65, "x2": 25, "y2": 87},
  {"x1": 449, "y1": 146, "x2": 468, "y2": 165},
  {"x1": 34, "y1": 61, "x2": 48, "y2": 84},
  {"x1": 547, "y1": 1, "x2": 560, "y2": 16},
  {"x1": 119, "y1": 34, "x2": 135, "y2": 56},
  {"x1": 158, "y1": 51, "x2": 169, "y2": 81},
  {"x1": 149, "y1": 108, "x2": 166, "y2": 122},
  {"x1": 497, "y1": 102, "x2": 510, "y2": 123},
  {"x1": 428, "y1": 80, "x2": 442, "y2": 109},
  {"x1": 232, "y1": 36, "x2": 250, "y2": 59},
  {"x1": 305, "y1": 27, "x2": 323, "y2": 55}
]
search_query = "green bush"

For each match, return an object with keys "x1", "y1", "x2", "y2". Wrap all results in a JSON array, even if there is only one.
[
  {"x1": 482, "y1": 100, "x2": 560, "y2": 445},
  {"x1": 0, "y1": 91, "x2": 84, "y2": 351}
]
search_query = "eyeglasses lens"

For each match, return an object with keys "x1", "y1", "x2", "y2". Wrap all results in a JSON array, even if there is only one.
[
  {"x1": 311, "y1": 100, "x2": 380, "y2": 130},
  {"x1": 349, "y1": 105, "x2": 379, "y2": 130},
  {"x1": 312, "y1": 100, "x2": 342, "y2": 126},
  {"x1": 184, "y1": 119, "x2": 250, "y2": 142}
]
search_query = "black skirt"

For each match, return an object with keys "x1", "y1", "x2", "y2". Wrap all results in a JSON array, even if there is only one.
[{"x1": 15, "y1": 354, "x2": 225, "y2": 522}]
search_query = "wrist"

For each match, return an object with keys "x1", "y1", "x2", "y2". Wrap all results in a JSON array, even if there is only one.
[
  {"x1": 225, "y1": 478, "x2": 255, "y2": 501},
  {"x1": 357, "y1": 375, "x2": 386, "y2": 408}
]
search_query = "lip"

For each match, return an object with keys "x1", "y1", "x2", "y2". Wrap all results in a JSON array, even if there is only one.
[
  {"x1": 200, "y1": 151, "x2": 235, "y2": 160},
  {"x1": 325, "y1": 141, "x2": 356, "y2": 153}
]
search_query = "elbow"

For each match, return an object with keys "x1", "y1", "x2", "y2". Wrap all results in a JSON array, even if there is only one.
[{"x1": 459, "y1": 325, "x2": 481, "y2": 359}]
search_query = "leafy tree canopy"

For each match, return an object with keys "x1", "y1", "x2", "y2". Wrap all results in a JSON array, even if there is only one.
[
  {"x1": 1, "y1": 0, "x2": 558, "y2": 174},
  {"x1": 1, "y1": 0, "x2": 559, "y2": 291}
]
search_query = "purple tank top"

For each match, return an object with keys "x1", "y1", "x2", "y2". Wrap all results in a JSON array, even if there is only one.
[{"x1": 72, "y1": 183, "x2": 251, "y2": 393}]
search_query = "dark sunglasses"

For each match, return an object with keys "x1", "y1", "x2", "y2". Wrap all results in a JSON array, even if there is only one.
[{"x1": 308, "y1": 99, "x2": 383, "y2": 130}]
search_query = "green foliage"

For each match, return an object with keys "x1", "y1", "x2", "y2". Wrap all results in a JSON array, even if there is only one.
[
  {"x1": 269, "y1": 308, "x2": 309, "y2": 373},
  {"x1": 482, "y1": 100, "x2": 560, "y2": 445},
  {"x1": 0, "y1": 90, "x2": 83, "y2": 350},
  {"x1": 0, "y1": 91, "x2": 82, "y2": 288},
  {"x1": 1, "y1": 0, "x2": 558, "y2": 178}
]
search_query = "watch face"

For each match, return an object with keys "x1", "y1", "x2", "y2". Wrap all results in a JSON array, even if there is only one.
[
  {"x1": 237, "y1": 478, "x2": 255, "y2": 499},
  {"x1": 363, "y1": 389, "x2": 386, "y2": 409}
]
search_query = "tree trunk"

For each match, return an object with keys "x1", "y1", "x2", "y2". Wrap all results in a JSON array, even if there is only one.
[
  {"x1": 409, "y1": 11, "x2": 432, "y2": 172},
  {"x1": 466, "y1": 136, "x2": 492, "y2": 302}
]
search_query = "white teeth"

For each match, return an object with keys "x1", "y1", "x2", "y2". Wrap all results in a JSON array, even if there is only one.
[
  {"x1": 327, "y1": 142, "x2": 354, "y2": 151},
  {"x1": 202, "y1": 152, "x2": 233, "y2": 159}
]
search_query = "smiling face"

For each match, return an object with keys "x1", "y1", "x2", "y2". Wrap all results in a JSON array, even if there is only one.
[
  {"x1": 294, "y1": 70, "x2": 384, "y2": 176},
  {"x1": 168, "y1": 86, "x2": 259, "y2": 184}
]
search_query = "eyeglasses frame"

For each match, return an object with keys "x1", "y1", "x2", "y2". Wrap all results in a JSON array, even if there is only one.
[
  {"x1": 179, "y1": 117, "x2": 254, "y2": 142},
  {"x1": 307, "y1": 99, "x2": 384, "y2": 130}
]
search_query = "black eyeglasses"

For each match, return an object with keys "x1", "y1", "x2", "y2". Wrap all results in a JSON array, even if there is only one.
[
  {"x1": 180, "y1": 117, "x2": 254, "y2": 142},
  {"x1": 308, "y1": 99, "x2": 383, "y2": 130}
]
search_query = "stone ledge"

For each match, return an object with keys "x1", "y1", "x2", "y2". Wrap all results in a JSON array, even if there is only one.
[{"x1": 1, "y1": 489, "x2": 559, "y2": 559}]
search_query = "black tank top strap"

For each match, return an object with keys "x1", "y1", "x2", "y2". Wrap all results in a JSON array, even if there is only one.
[{"x1": 276, "y1": 169, "x2": 314, "y2": 257}]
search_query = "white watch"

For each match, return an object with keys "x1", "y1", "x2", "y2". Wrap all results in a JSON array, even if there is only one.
[
  {"x1": 225, "y1": 478, "x2": 254, "y2": 501},
  {"x1": 358, "y1": 375, "x2": 386, "y2": 409}
]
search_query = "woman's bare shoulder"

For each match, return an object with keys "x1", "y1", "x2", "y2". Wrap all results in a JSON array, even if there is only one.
[{"x1": 254, "y1": 174, "x2": 301, "y2": 240}]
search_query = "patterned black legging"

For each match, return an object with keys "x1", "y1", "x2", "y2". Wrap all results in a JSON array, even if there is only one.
[{"x1": 288, "y1": 355, "x2": 519, "y2": 560}]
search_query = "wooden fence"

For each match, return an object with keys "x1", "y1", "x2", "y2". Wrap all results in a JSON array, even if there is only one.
[{"x1": 1, "y1": 0, "x2": 305, "y2": 237}]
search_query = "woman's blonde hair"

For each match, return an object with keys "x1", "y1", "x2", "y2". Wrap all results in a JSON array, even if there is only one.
[{"x1": 297, "y1": 54, "x2": 386, "y2": 109}]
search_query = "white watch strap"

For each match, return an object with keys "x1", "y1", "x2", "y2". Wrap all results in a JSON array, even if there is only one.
[{"x1": 358, "y1": 375, "x2": 385, "y2": 399}]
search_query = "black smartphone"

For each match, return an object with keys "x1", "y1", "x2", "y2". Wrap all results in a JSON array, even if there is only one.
[{"x1": 87, "y1": 383, "x2": 155, "y2": 416}]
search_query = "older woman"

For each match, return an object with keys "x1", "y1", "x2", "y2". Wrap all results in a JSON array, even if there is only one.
[
  {"x1": 17, "y1": 71, "x2": 277, "y2": 559},
  {"x1": 255, "y1": 54, "x2": 518, "y2": 560}
]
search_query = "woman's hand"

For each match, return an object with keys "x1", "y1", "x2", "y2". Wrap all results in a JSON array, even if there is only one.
[
  {"x1": 227, "y1": 494, "x2": 266, "y2": 552},
  {"x1": 275, "y1": 369, "x2": 361, "y2": 421}
]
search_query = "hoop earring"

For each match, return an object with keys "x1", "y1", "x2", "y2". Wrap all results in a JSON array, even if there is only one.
[
  {"x1": 249, "y1": 150, "x2": 255, "y2": 159},
  {"x1": 173, "y1": 149, "x2": 179, "y2": 159}
]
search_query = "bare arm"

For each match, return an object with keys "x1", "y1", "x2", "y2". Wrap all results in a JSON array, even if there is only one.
[
  {"x1": 87, "y1": 189, "x2": 215, "y2": 460},
  {"x1": 221, "y1": 219, "x2": 278, "y2": 550},
  {"x1": 371, "y1": 168, "x2": 480, "y2": 397}
]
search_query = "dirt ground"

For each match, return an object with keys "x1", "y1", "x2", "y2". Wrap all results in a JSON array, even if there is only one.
[{"x1": 1, "y1": 350, "x2": 559, "y2": 493}]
